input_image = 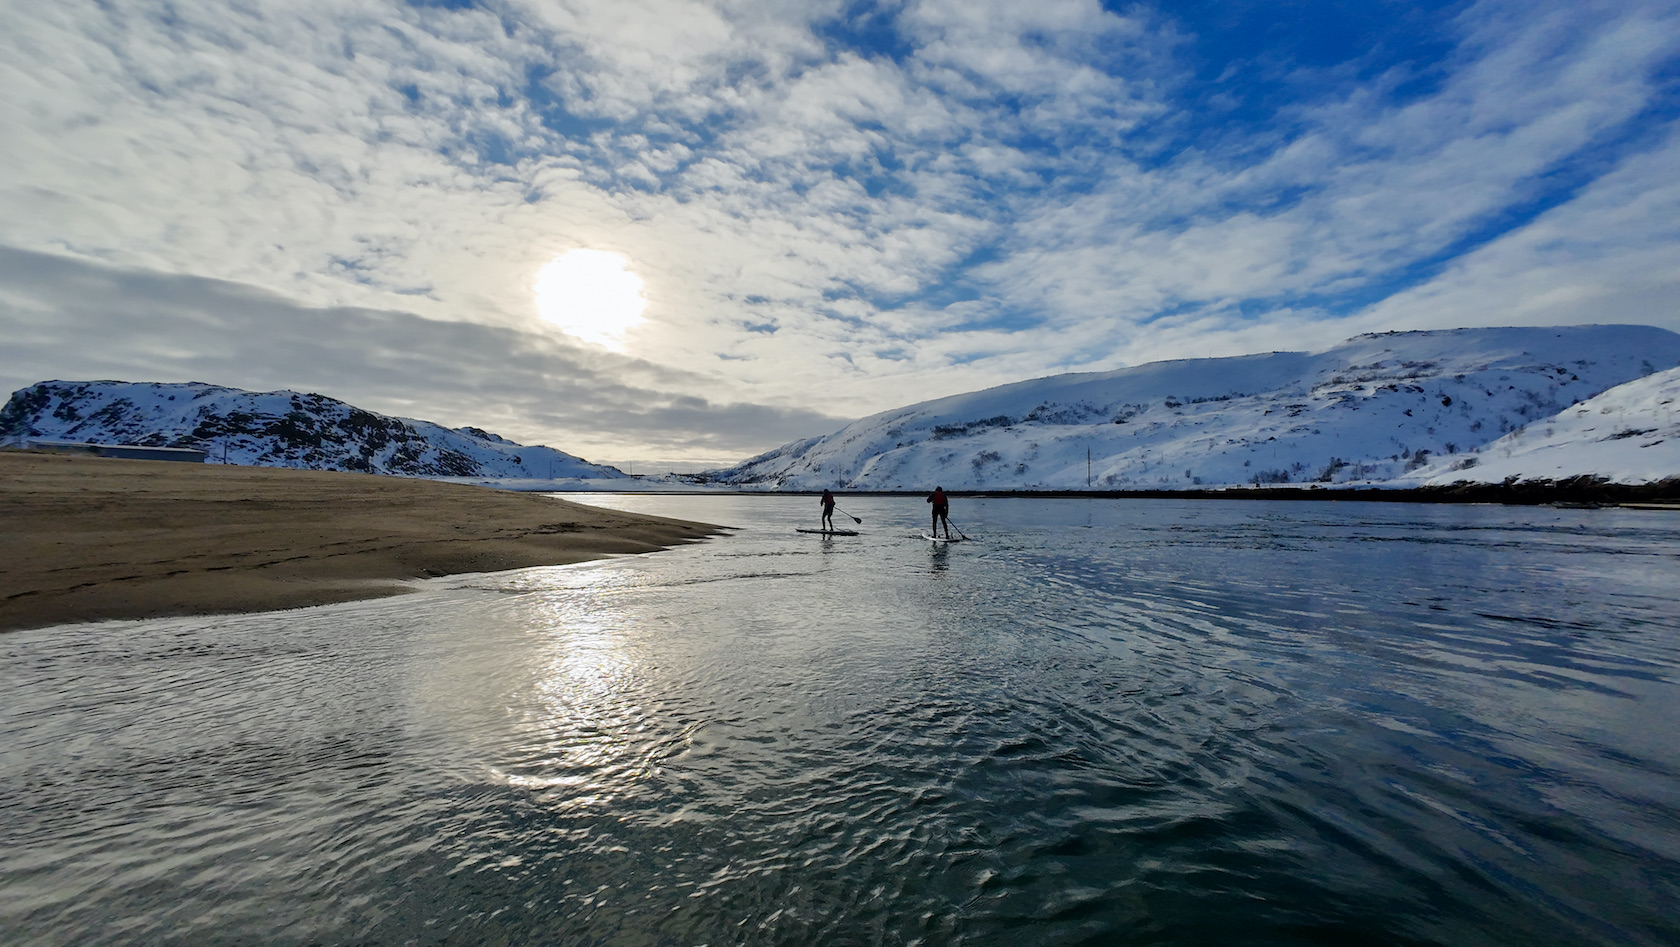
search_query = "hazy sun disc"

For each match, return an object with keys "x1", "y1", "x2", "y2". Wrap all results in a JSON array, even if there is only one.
[{"x1": 535, "y1": 250, "x2": 647, "y2": 349}]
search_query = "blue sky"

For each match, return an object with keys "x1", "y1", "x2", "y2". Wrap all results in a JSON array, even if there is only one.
[{"x1": 1, "y1": 0, "x2": 1674, "y2": 467}]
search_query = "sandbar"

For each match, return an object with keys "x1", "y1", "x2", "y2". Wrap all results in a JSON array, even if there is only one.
[{"x1": 0, "y1": 451, "x2": 718, "y2": 632}]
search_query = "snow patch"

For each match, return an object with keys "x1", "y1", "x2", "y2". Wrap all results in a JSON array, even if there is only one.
[
  {"x1": 1402, "y1": 367, "x2": 1680, "y2": 486},
  {"x1": 0, "y1": 380, "x2": 627, "y2": 480},
  {"x1": 704, "y1": 325, "x2": 1678, "y2": 490}
]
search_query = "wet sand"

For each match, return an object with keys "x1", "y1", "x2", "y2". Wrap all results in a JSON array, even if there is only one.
[{"x1": 0, "y1": 451, "x2": 719, "y2": 632}]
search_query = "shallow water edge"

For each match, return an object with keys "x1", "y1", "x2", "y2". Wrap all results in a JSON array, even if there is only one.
[{"x1": 2, "y1": 496, "x2": 1676, "y2": 945}]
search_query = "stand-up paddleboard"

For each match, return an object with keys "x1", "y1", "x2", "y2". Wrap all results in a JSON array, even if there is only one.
[
  {"x1": 923, "y1": 534, "x2": 964, "y2": 543},
  {"x1": 797, "y1": 528, "x2": 859, "y2": 536}
]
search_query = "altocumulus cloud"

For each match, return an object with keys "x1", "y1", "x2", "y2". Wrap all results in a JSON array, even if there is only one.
[{"x1": 0, "y1": 0, "x2": 1674, "y2": 463}]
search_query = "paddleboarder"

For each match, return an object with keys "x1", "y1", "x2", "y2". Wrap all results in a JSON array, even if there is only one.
[
  {"x1": 926, "y1": 485, "x2": 950, "y2": 539},
  {"x1": 820, "y1": 488, "x2": 836, "y2": 532}
]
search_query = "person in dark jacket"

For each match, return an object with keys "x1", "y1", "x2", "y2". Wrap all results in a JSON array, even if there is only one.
[
  {"x1": 926, "y1": 486, "x2": 950, "y2": 538},
  {"x1": 821, "y1": 489, "x2": 836, "y2": 531}
]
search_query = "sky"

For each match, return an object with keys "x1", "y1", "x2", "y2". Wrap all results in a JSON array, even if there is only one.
[{"x1": 1, "y1": 0, "x2": 1675, "y2": 470}]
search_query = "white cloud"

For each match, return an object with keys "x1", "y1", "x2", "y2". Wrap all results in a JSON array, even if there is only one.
[
  {"x1": 0, "y1": 0, "x2": 1674, "y2": 460},
  {"x1": 1352, "y1": 134, "x2": 1680, "y2": 335},
  {"x1": 0, "y1": 247, "x2": 837, "y2": 467},
  {"x1": 947, "y1": 0, "x2": 1677, "y2": 376}
]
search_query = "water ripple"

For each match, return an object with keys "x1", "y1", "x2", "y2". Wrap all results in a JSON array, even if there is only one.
[{"x1": 2, "y1": 497, "x2": 1677, "y2": 945}]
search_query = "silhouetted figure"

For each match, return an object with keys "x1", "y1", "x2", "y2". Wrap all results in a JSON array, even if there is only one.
[
  {"x1": 821, "y1": 489, "x2": 836, "y2": 531},
  {"x1": 926, "y1": 485, "x2": 950, "y2": 538}
]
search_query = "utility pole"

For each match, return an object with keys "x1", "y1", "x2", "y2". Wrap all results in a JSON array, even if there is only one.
[{"x1": 1087, "y1": 448, "x2": 1091, "y2": 488}]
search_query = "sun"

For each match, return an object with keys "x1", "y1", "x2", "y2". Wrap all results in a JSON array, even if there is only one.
[{"x1": 534, "y1": 249, "x2": 647, "y2": 350}]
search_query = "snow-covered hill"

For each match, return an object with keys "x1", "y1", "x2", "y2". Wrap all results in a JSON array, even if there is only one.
[
  {"x1": 0, "y1": 380, "x2": 628, "y2": 480},
  {"x1": 1402, "y1": 367, "x2": 1679, "y2": 487},
  {"x1": 704, "y1": 325, "x2": 1678, "y2": 491}
]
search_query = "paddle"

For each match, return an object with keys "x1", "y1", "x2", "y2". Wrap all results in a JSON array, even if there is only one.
[
  {"x1": 836, "y1": 506, "x2": 863, "y2": 524},
  {"x1": 946, "y1": 518, "x2": 971, "y2": 541}
]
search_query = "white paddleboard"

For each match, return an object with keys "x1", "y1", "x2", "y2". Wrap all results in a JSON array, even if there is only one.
[
  {"x1": 923, "y1": 534, "x2": 964, "y2": 543},
  {"x1": 797, "y1": 528, "x2": 859, "y2": 536}
]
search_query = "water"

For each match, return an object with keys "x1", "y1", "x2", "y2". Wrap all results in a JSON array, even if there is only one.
[{"x1": 2, "y1": 496, "x2": 1677, "y2": 946}]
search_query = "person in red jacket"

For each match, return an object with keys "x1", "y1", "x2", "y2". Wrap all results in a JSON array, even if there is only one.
[
  {"x1": 820, "y1": 488, "x2": 836, "y2": 531},
  {"x1": 926, "y1": 485, "x2": 950, "y2": 538}
]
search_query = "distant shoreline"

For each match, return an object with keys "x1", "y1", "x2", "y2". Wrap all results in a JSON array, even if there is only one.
[
  {"x1": 875, "y1": 478, "x2": 1680, "y2": 505},
  {"x1": 0, "y1": 451, "x2": 719, "y2": 633},
  {"x1": 541, "y1": 478, "x2": 1680, "y2": 506}
]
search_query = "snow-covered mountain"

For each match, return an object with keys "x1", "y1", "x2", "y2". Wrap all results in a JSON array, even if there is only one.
[
  {"x1": 1402, "y1": 366, "x2": 1679, "y2": 487},
  {"x1": 704, "y1": 325, "x2": 1678, "y2": 491},
  {"x1": 0, "y1": 380, "x2": 628, "y2": 480}
]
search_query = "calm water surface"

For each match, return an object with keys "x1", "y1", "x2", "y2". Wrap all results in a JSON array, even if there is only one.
[{"x1": 2, "y1": 496, "x2": 1677, "y2": 945}]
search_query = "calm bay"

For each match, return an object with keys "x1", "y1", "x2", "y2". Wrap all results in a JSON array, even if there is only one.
[{"x1": 2, "y1": 495, "x2": 1676, "y2": 945}]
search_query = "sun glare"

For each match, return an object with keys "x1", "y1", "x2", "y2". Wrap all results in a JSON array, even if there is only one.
[{"x1": 535, "y1": 249, "x2": 647, "y2": 350}]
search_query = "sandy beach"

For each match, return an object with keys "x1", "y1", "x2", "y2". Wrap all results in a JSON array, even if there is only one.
[{"x1": 0, "y1": 451, "x2": 718, "y2": 632}]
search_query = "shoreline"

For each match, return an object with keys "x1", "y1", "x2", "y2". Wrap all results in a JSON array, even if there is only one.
[
  {"x1": 0, "y1": 452, "x2": 720, "y2": 633},
  {"x1": 533, "y1": 478, "x2": 1680, "y2": 506},
  {"x1": 6, "y1": 453, "x2": 1670, "y2": 633},
  {"x1": 944, "y1": 478, "x2": 1680, "y2": 505}
]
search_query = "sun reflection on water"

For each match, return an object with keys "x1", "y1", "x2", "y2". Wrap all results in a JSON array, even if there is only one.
[{"x1": 490, "y1": 589, "x2": 679, "y2": 811}]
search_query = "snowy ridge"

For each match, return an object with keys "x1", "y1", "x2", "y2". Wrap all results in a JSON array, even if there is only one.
[
  {"x1": 0, "y1": 380, "x2": 628, "y2": 480},
  {"x1": 705, "y1": 325, "x2": 1678, "y2": 491},
  {"x1": 1402, "y1": 367, "x2": 1680, "y2": 487}
]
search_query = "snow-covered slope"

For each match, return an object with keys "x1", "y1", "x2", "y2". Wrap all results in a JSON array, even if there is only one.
[
  {"x1": 705, "y1": 325, "x2": 1678, "y2": 491},
  {"x1": 0, "y1": 380, "x2": 628, "y2": 479},
  {"x1": 1402, "y1": 367, "x2": 1679, "y2": 486}
]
